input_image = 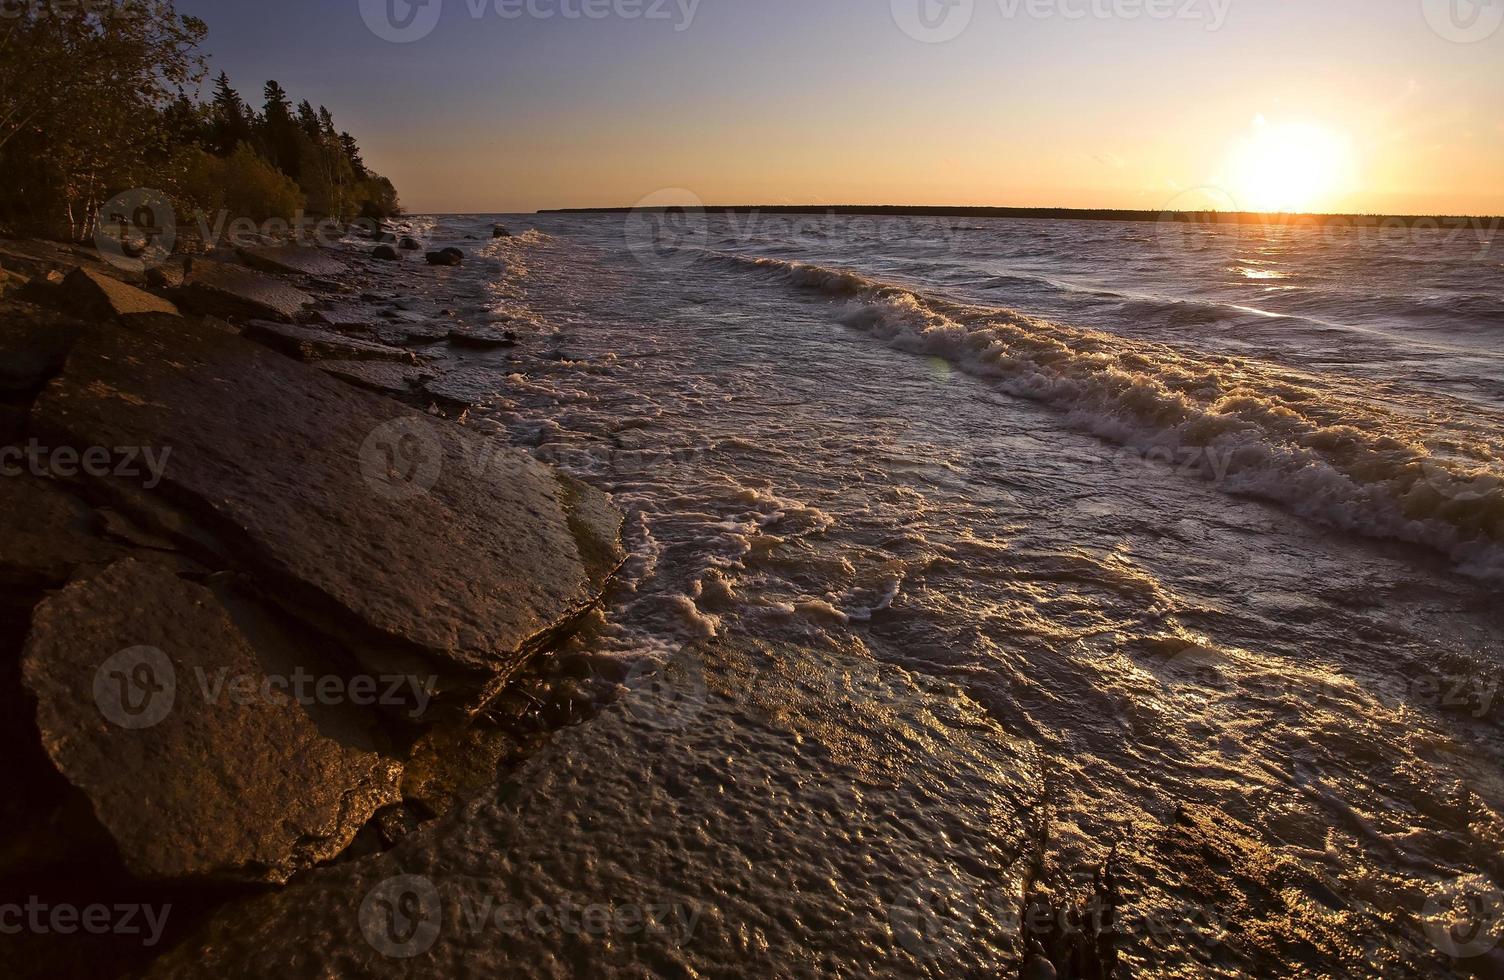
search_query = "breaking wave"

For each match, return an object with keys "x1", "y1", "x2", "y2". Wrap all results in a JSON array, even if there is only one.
[{"x1": 698, "y1": 252, "x2": 1504, "y2": 577}]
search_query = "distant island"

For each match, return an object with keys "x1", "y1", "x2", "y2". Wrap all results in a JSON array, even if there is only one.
[{"x1": 539, "y1": 205, "x2": 1502, "y2": 228}]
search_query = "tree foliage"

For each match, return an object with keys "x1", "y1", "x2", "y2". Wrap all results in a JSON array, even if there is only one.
[{"x1": 0, "y1": 1, "x2": 399, "y2": 241}]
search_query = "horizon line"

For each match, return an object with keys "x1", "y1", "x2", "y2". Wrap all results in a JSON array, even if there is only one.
[{"x1": 512, "y1": 204, "x2": 1504, "y2": 225}]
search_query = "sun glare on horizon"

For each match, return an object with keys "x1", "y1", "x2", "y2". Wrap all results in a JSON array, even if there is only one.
[{"x1": 1227, "y1": 118, "x2": 1356, "y2": 214}]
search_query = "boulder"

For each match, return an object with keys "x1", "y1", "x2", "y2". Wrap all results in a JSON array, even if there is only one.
[
  {"x1": 237, "y1": 245, "x2": 348, "y2": 278},
  {"x1": 492, "y1": 224, "x2": 511, "y2": 238},
  {"x1": 61, "y1": 267, "x2": 180, "y2": 325},
  {"x1": 242, "y1": 320, "x2": 422, "y2": 364},
  {"x1": 21, "y1": 559, "x2": 403, "y2": 883},
  {"x1": 30, "y1": 317, "x2": 626, "y2": 710},
  {"x1": 371, "y1": 244, "x2": 400, "y2": 262},
  {"x1": 177, "y1": 260, "x2": 313, "y2": 322},
  {"x1": 425, "y1": 248, "x2": 464, "y2": 267},
  {"x1": 398, "y1": 237, "x2": 422, "y2": 251}
]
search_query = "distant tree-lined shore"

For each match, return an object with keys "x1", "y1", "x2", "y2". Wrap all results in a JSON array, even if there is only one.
[
  {"x1": 541, "y1": 205, "x2": 1502, "y2": 227},
  {"x1": 0, "y1": 0, "x2": 397, "y2": 242}
]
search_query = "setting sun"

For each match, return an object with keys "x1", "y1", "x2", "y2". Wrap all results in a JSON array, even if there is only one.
[{"x1": 1228, "y1": 119, "x2": 1355, "y2": 213}]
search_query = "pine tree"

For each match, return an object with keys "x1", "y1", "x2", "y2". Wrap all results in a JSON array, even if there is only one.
[
  {"x1": 340, "y1": 132, "x2": 368, "y2": 180},
  {"x1": 260, "y1": 80, "x2": 300, "y2": 179},
  {"x1": 296, "y1": 100, "x2": 320, "y2": 140},
  {"x1": 208, "y1": 72, "x2": 253, "y2": 155}
]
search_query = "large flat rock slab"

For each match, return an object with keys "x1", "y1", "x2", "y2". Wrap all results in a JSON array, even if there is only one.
[
  {"x1": 316, "y1": 360, "x2": 438, "y2": 397},
  {"x1": 62, "y1": 267, "x2": 180, "y2": 325},
  {"x1": 237, "y1": 245, "x2": 348, "y2": 278},
  {"x1": 21, "y1": 560, "x2": 403, "y2": 883},
  {"x1": 178, "y1": 260, "x2": 312, "y2": 322},
  {"x1": 0, "y1": 239, "x2": 127, "y2": 283},
  {"x1": 30, "y1": 316, "x2": 624, "y2": 706},
  {"x1": 243, "y1": 320, "x2": 421, "y2": 364}
]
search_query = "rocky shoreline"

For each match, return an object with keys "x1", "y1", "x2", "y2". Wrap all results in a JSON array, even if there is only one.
[{"x1": 0, "y1": 228, "x2": 624, "y2": 976}]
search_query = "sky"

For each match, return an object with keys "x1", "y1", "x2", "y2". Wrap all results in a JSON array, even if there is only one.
[{"x1": 175, "y1": 0, "x2": 1504, "y2": 216}]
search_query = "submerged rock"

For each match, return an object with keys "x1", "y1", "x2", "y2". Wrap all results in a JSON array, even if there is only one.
[
  {"x1": 61, "y1": 267, "x2": 180, "y2": 326},
  {"x1": 399, "y1": 237, "x2": 422, "y2": 251},
  {"x1": 425, "y1": 248, "x2": 463, "y2": 267},
  {"x1": 237, "y1": 245, "x2": 348, "y2": 278},
  {"x1": 21, "y1": 560, "x2": 403, "y2": 883},
  {"x1": 372, "y1": 244, "x2": 400, "y2": 262},
  {"x1": 492, "y1": 224, "x2": 510, "y2": 238},
  {"x1": 178, "y1": 260, "x2": 313, "y2": 322},
  {"x1": 30, "y1": 316, "x2": 625, "y2": 710},
  {"x1": 243, "y1": 320, "x2": 422, "y2": 364}
]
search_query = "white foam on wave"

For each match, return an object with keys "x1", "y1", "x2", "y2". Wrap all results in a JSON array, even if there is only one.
[{"x1": 701, "y1": 252, "x2": 1504, "y2": 579}]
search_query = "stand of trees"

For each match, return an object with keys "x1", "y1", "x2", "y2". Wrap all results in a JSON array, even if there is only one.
[{"x1": 0, "y1": 1, "x2": 398, "y2": 242}]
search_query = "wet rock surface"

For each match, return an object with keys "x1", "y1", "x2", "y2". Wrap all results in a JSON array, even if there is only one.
[
  {"x1": 140, "y1": 639, "x2": 1044, "y2": 977},
  {"x1": 21, "y1": 560, "x2": 403, "y2": 883},
  {"x1": 237, "y1": 245, "x2": 348, "y2": 279},
  {"x1": 316, "y1": 359, "x2": 439, "y2": 397},
  {"x1": 0, "y1": 232, "x2": 628, "y2": 977},
  {"x1": 423, "y1": 364, "x2": 516, "y2": 409},
  {"x1": 30, "y1": 314, "x2": 623, "y2": 706},
  {"x1": 446, "y1": 324, "x2": 517, "y2": 349},
  {"x1": 177, "y1": 260, "x2": 313, "y2": 322},
  {"x1": 242, "y1": 320, "x2": 422, "y2": 363}
]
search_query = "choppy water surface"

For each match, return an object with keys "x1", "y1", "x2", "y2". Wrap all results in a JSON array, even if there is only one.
[{"x1": 167, "y1": 214, "x2": 1504, "y2": 977}]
